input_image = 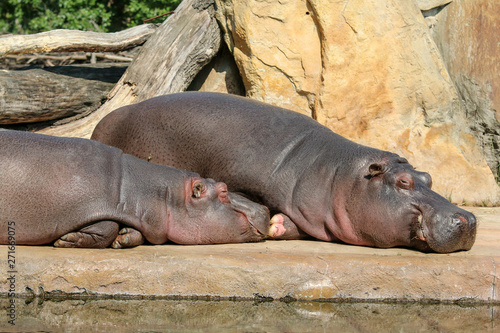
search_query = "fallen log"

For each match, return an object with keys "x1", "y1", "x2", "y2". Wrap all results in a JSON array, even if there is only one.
[
  {"x1": 5, "y1": 52, "x2": 133, "y2": 64},
  {"x1": 37, "y1": 0, "x2": 221, "y2": 138},
  {"x1": 0, "y1": 64, "x2": 127, "y2": 125},
  {"x1": 0, "y1": 24, "x2": 158, "y2": 57}
]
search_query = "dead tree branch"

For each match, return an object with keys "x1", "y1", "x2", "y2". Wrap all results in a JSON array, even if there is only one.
[{"x1": 0, "y1": 24, "x2": 158, "y2": 57}]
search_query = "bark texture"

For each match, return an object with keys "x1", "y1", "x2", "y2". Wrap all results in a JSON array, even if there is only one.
[{"x1": 0, "y1": 64, "x2": 127, "y2": 124}]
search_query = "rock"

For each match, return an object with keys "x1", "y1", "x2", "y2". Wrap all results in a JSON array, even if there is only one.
[
  {"x1": 215, "y1": 0, "x2": 500, "y2": 204},
  {"x1": 430, "y1": 0, "x2": 500, "y2": 187},
  {"x1": 215, "y1": 0, "x2": 322, "y2": 117}
]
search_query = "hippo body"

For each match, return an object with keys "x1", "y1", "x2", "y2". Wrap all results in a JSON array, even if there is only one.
[
  {"x1": 0, "y1": 131, "x2": 269, "y2": 248},
  {"x1": 92, "y1": 92, "x2": 477, "y2": 253}
]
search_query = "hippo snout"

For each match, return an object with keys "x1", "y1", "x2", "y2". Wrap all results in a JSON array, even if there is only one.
[
  {"x1": 423, "y1": 208, "x2": 477, "y2": 253},
  {"x1": 227, "y1": 192, "x2": 270, "y2": 239}
]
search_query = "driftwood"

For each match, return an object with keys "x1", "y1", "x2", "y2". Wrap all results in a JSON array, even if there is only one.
[
  {"x1": 0, "y1": 24, "x2": 157, "y2": 57},
  {"x1": 4, "y1": 52, "x2": 133, "y2": 65},
  {"x1": 37, "y1": 0, "x2": 221, "y2": 138},
  {"x1": 0, "y1": 64, "x2": 127, "y2": 125}
]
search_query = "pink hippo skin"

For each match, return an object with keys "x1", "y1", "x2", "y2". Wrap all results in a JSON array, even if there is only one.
[
  {"x1": 0, "y1": 131, "x2": 269, "y2": 248},
  {"x1": 92, "y1": 92, "x2": 477, "y2": 253}
]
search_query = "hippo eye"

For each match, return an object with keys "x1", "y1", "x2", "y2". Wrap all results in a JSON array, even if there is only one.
[
  {"x1": 192, "y1": 182, "x2": 205, "y2": 198},
  {"x1": 397, "y1": 176, "x2": 414, "y2": 190}
]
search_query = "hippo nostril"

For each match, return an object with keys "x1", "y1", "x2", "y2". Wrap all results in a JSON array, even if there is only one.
[
  {"x1": 215, "y1": 182, "x2": 230, "y2": 204},
  {"x1": 219, "y1": 191, "x2": 230, "y2": 204},
  {"x1": 218, "y1": 185, "x2": 231, "y2": 203},
  {"x1": 451, "y1": 217, "x2": 462, "y2": 228},
  {"x1": 453, "y1": 213, "x2": 475, "y2": 227}
]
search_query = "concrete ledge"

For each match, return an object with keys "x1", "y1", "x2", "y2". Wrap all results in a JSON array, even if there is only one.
[{"x1": 1, "y1": 207, "x2": 499, "y2": 303}]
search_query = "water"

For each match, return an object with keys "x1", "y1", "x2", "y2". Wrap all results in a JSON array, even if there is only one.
[{"x1": 0, "y1": 297, "x2": 498, "y2": 332}]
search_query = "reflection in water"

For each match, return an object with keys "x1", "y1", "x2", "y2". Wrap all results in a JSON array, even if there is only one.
[{"x1": 0, "y1": 298, "x2": 498, "y2": 332}]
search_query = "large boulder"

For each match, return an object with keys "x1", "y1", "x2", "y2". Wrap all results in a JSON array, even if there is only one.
[
  {"x1": 215, "y1": 0, "x2": 499, "y2": 205},
  {"x1": 430, "y1": 0, "x2": 500, "y2": 191},
  {"x1": 216, "y1": 0, "x2": 321, "y2": 117}
]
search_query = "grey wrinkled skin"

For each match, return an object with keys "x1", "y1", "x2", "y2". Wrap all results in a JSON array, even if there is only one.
[
  {"x1": 0, "y1": 131, "x2": 269, "y2": 248},
  {"x1": 92, "y1": 92, "x2": 477, "y2": 253}
]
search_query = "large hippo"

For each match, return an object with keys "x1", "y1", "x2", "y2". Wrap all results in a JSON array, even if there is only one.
[
  {"x1": 0, "y1": 131, "x2": 269, "y2": 248},
  {"x1": 92, "y1": 92, "x2": 477, "y2": 253}
]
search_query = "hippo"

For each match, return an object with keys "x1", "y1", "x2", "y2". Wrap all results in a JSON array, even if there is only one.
[
  {"x1": 91, "y1": 92, "x2": 477, "y2": 253},
  {"x1": 0, "y1": 131, "x2": 270, "y2": 248}
]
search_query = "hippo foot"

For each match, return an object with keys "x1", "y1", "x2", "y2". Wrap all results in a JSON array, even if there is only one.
[
  {"x1": 267, "y1": 214, "x2": 310, "y2": 240},
  {"x1": 269, "y1": 214, "x2": 287, "y2": 238},
  {"x1": 54, "y1": 221, "x2": 119, "y2": 248},
  {"x1": 112, "y1": 228, "x2": 145, "y2": 249}
]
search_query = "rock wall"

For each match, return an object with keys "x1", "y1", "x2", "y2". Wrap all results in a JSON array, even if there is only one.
[
  {"x1": 216, "y1": 0, "x2": 322, "y2": 117},
  {"x1": 430, "y1": 0, "x2": 500, "y2": 187},
  {"x1": 215, "y1": 0, "x2": 499, "y2": 204}
]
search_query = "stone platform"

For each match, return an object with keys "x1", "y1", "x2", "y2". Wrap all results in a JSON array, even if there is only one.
[{"x1": 1, "y1": 207, "x2": 498, "y2": 303}]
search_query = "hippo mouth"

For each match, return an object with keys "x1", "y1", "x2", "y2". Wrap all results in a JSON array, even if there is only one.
[
  {"x1": 415, "y1": 214, "x2": 426, "y2": 242},
  {"x1": 237, "y1": 210, "x2": 267, "y2": 238},
  {"x1": 410, "y1": 210, "x2": 433, "y2": 252},
  {"x1": 250, "y1": 221, "x2": 267, "y2": 237}
]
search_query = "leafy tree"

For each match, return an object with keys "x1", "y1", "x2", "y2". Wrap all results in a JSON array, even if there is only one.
[{"x1": 0, "y1": 0, "x2": 181, "y2": 34}]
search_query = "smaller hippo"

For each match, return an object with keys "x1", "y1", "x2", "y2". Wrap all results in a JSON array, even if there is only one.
[{"x1": 0, "y1": 131, "x2": 270, "y2": 248}]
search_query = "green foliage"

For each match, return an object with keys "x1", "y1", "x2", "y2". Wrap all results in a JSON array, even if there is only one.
[
  {"x1": 124, "y1": 0, "x2": 177, "y2": 27},
  {"x1": 0, "y1": 0, "x2": 182, "y2": 34}
]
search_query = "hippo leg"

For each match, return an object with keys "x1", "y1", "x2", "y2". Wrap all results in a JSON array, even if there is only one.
[
  {"x1": 54, "y1": 221, "x2": 119, "y2": 248},
  {"x1": 268, "y1": 214, "x2": 309, "y2": 240},
  {"x1": 111, "y1": 228, "x2": 145, "y2": 249}
]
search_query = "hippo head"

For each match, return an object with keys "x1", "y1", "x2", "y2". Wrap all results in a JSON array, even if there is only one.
[
  {"x1": 343, "y1": 156, "x2": 477, "y2": 253},
  {"x1": 168, "y1": 177, "x2": 270, "y2": 244}
]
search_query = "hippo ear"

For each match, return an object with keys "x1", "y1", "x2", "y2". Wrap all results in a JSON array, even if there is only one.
[{"x1": 368, "y1": 163, "x2": 386, "y2": 178}]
